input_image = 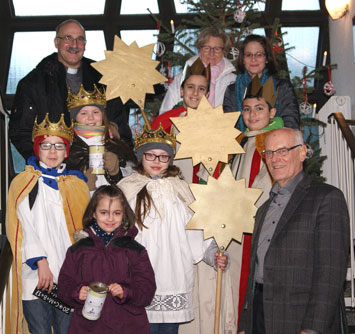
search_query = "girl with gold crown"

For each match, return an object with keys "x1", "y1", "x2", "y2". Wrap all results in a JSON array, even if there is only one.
[
  {"x1": 6, "y1": 113, "x2": 90, "y2": 334},
  {"x1": 65, "y1": 84, "x2": 136, "y2": 194},
  {"x1": 118, "y1": 122, "x2": 228, "y2": 334}
]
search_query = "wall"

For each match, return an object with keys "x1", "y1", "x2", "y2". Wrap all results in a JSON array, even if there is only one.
[{"x1": 329, "y1": 0, "x2": 355, "y2": 118}]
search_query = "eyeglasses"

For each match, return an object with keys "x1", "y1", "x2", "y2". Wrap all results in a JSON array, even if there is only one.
[
  {"x1": 56, "y1": 35, "x2": 86, "y2": 45},
  {"x1": 201, "y1": 46, "x2": 224, "y2": 54},
  {"x1": 244, "y1": 52, "x2": 266, "y2": 59},
  {"x1": 143, "y1": 153, "x2": 170, "y2": 163},
  {"x1": 39, "y1": 142, "x2": 67, "y2": 151},
  {"x1": 262, "y1": 144, "x2": 302, "y2": 159}
]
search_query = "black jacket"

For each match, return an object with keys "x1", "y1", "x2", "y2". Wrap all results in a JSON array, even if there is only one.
[
  {"x1": 9, "y1": 53, "x2": 133, "y2": 160},
  {"x1": 223, "y1": 76, "x2": 300, "y2": 129}
]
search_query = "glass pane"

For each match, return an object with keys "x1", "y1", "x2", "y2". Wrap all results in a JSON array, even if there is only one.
[
  {"x1": 13, "y1": 0, "x2": 105, "y2": 16},
  {"x1": 282, "y1": 0, "x2": 320, "y2": 10},
  {"x1": 120, "y1": 30, "x2": 158, "y2": 60},
  {"x1": 174, "y1": 0, "x2": 193, "y2": 13},
  {"x1": 253, "y1": 1, "x2": 265, "y2": 11},
  {"x1": 281, "y1": 27, "x2": 319, "y2": 82},
  {"x1": 120, "y1": 0, "x2": 159, "y2": 14},
  {"x1": 120, "y1": 30, "x2": 158, "y2": 48},
  {"x1": 6, "y1": 31, "x2": 106, "y2": 94},
  {"x1": 172, "y1": 29, "x2": 198, "y2": 77}
]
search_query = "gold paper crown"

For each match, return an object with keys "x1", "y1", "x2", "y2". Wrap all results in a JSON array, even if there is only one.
[
  {"x1": 32, "y1": 113, "x2": 74, "y2": 143},
  {"x1": 245, "y1": 76, "x2": 278, "y2": 108},
  {"x1": 66, "y1": 84, "x2": 106, "y2": 110},
  {"x1": 181, "y1": 58, "x2": 211, "y2": 88},
  {"x1": 135, "y1": 123, "x2": 176, "y2": 151}
]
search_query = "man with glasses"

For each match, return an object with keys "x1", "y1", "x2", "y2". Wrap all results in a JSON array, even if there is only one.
[
  {"x1": 238, "y1": 128, "x2": 349, "y2": 334},
  {"x1": 9, "y1": 19, "x2": 132, "y2": 162}
]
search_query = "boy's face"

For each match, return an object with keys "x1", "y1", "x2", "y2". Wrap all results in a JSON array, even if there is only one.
[
  {"x1": 180, "y1": 75, "x2": 208, "y2": 110},
  {"x1": 242, "y1": 97, "x2": 276, "y2": 131},
  {"x1": 38, "y1": 135, "x2": 67, "y2": 168}
]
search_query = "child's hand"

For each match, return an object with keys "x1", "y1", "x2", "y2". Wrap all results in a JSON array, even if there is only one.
[
  {"x1": 104, "y1": 151, "x2": 120, "y2": 176},
  {"x1": 37, "y1": 258, "x2": 54, "y2": 293},
  {"x1": 79, "y1": 286, "x2": 89, "y2": 301},
  {"x1": 109, "y1": 283, "x2": 124, "y2": 298},
  {"x1": 215, "y1": 252, "x2": 228, "y2": 271}
]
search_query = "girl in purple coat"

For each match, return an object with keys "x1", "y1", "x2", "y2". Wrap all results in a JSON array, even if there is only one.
[{"x1": 58, "y1": 185, "x2": 156, "y2": 334}]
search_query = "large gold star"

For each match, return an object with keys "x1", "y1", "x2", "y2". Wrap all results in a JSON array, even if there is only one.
[
  {"x1": 171, "y1": 96, "x2": 244, "y2": 175},
  {"x1": 187, "y1": 166, "x2": 262, "y2": 248},
  {"x1": 91, "y1": 36, "x2": 167, "y2": 108}
]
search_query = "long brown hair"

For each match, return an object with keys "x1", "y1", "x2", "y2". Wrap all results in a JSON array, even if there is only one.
[
  {"x1": 237, "y1": 34, "x2": 278, "y2": 75},
  {"x1": 102, "y1": 113, "x2": 120, "y2": 143},
  {"x1": 83, "y1": 185, "x2": 136, "y2": 232},
  {"x1": 135, "y1": 162, "x2": 181, "y2": 230}
]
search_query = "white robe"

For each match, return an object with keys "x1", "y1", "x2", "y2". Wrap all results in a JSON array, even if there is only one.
[
  {"x1": 18, "y1": 164, "x2": 72, "y2": 300},
  {"x1": 119, "y1": 173, "x2": 212, "y2": 323}
]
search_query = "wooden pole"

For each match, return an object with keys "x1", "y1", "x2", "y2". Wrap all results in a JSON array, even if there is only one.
[
  {"x1": 214, "y1": 247, "x2": 224, "y2": 334},
  {"x1": 140, "y1": 108, "x2": 151, "y2": 130}
]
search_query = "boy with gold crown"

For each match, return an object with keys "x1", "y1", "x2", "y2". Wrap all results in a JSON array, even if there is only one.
[
  {"x1": 118, "y1": 119, "x2": 228, "y2": 334},
  {"x1": 6, "y1": 113, "x2": 90, "y2": 334}
]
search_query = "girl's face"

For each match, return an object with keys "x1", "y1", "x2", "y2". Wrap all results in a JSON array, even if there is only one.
[
  {"x1": 142, "y1": 149, "x2": 170, "y2": 176},
  {"x1": 93, "y1": 196, "x2": 123, "y2": 233},
  {"x1": 38, "y1": 135, "x2": 67, "y2": 168},
  {"x1": 243, "y1": 41, "x2": 267, "y2": 78},
  {"x1": 180, "y1": 75, "x2": 209, "y2": 109},
  {"x1": 75, "y1": 106, "x2": 103, "y2": 126},
  {"x1": 242, "y1": 97, "x2": 276, "y2": 131}
]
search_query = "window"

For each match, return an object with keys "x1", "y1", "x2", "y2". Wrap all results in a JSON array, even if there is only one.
[
  {"x1": 174, "y1": 0, "x2": 195, "y2": 13},
  {"x1": 282, "y1": 0, "x2": 320, "y2": 11},
  {"x1": 120, "y1": 30, "x2": 159, "y2": 49},
  {"x1": 12, "y1": 0, "x2": 105, "y2": 16},
  {"x1": 281, "y1": 27, "x2": 319, "y2": 81},
  {"x1": 120, "y1": 0, "x2": 159, "y2": 14}
]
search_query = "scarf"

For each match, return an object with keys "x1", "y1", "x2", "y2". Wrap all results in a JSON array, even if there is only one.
[
  {"x1": 91, "y1": 219, "x2": 116, "y2": 245},
  {"x1": 74, "y1": 124, "x2": 105, "y2": 139},
  {"x1": 27, "y1": 156, "x2": 87, "y2": 190},
  {"x1": 245, "y1": 116, "x2": 284, "y2": 133},
  {"x1": 235, "y1": 69, "x2": 278, "y2": 132}
]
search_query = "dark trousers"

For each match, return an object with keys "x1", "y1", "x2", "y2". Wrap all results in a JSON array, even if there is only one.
[
  {"x1": 252, "y1": 284, "x2": 265, "y2": 334},
  {"x1": 150, "y1": 323, "x2": 179, "y2": 334}
]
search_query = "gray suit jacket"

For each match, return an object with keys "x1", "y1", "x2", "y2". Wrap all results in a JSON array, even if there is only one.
[{"x1": 238, "y1": 174, "x2": 349, "y2": 334}]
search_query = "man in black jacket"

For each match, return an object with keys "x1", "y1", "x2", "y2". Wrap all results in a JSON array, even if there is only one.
[{"x1": 9, "y1": 19, "x2": 132, "y2": 160}]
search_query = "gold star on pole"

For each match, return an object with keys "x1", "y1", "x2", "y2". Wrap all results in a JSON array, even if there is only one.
[
  {"x1": 171, "y1": 96, "x2": 244, "y2": 175},
  {"x1": 91, "y1": 36, "x2": 167, "y2": 109},
  {"x1": 187, "y1": 166, "x2": 262, "y2": 248}
]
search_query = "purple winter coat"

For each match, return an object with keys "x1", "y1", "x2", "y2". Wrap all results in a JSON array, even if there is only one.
[{"x1": 57, "y1": 225, "x2": 156, "y2": 334}]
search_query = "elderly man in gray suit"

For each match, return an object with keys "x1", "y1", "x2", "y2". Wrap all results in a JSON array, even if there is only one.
[{"x1": 238, "y1": 128, "x2": 349, "y2": 334}]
